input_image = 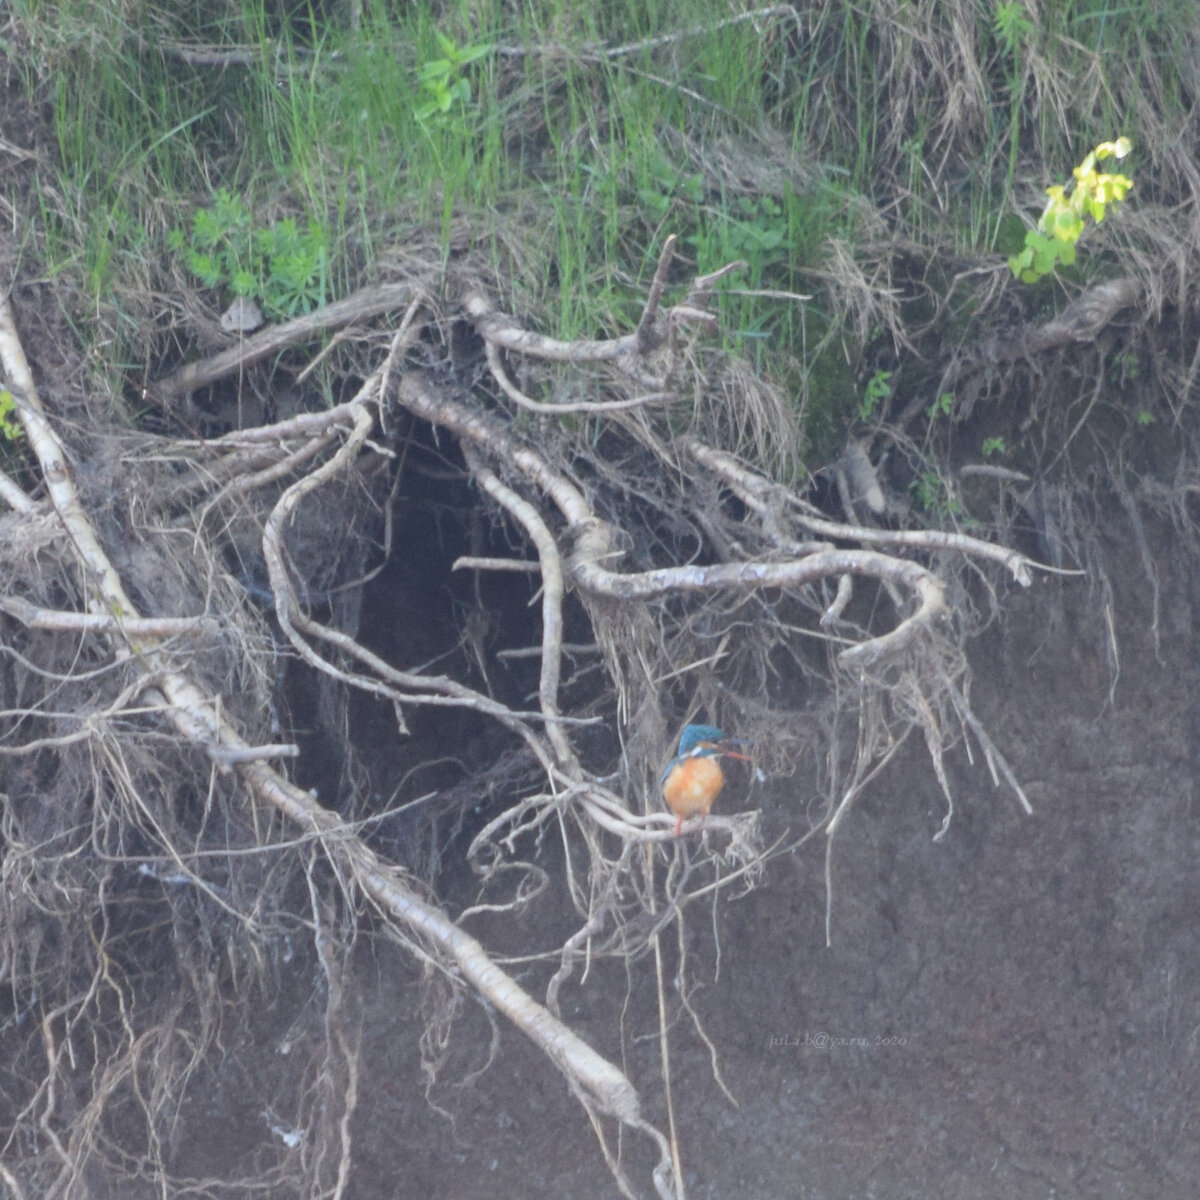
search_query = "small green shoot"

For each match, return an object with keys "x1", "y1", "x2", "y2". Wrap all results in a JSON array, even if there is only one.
[
  {"x1": 993, "y1": 3, "x2": 1036, "y2": 55},
  {"x1": 1009, "y1": 138, "x2": 1133, "y2": 283},
  {"x1": 926, "y1": 391, "x2": 954, "y2": 420},
  {"x1": 0, "y1": 389, "x2": 24, "y2": 443},
  {"x1": 416, "y1": 31, "x2": 493, "y2": 122},
  {"x1": 689, "y1": 193, "x2": 791, "y2": 293},
  {"x1": 912, "y1": 469, "x2": 961, "y2": 519},
  {"x1": 1115, "y1": 349, "x2": 1141, "y2": 381},
  {"x1": 1136, "y1": 409, "x2": 1155, "y2": 427},
  {"x1": 727, "y1": 195, "x2": 788, "y2": 255},
  {"x1": 636, "y1": 156, "x2": 705, "y2": 222},
  {"x1": 859, "y1": 369, "x2": 894, "y2": 421},
  {"x1": 982, "y1": 435, "x2": 1007, "y2": 457}
]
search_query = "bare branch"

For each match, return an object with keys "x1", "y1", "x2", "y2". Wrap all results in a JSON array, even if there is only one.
[
  {"x1": 483, "y1": 336, "x2": 672, "y2": 413},
  {"x1": 0, "y1": 465, "x2": 36, "y2": 513},
  {"x1": 453, "y1": 556, "x2": 541, "y2": 572},
  {"x1": 463, "y1": 253, "x2": 737, "y2": 393},
  {"x1": 635, "y1": 234, "x2": 678, "y2": 349},
  {"x1": 0, "y1": 593, "x2": 218, "y2": 637},
  {"x1": 158, "y1": 40, "x2": 263, "y2": 66},
  {"x1": 470, "y1": 460, "x2": 575, "y2": 768},
  {"x1": 150, "y1": 283, "x2": 416, "y2": 401},
  {"x1": 683, "y1": 436, "x2": 1039, "y2": 586}
]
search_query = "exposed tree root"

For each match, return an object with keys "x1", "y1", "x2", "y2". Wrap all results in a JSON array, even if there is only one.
[
  {"x1": 0, "y1": 235, "x2": 1048, "y2": 1199},
  {"x1": 149, "y1": 282, "x2": 419, "y2": 403}
]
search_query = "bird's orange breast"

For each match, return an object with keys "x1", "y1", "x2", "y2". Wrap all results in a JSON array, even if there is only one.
[{"x1": 662, "y1": 755, "x2": 726, "y2": 822}]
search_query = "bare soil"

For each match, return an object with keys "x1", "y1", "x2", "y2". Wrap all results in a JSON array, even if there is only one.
[{"x1": 143, "y1": 492, "x2": 1197, "y2": 1200}]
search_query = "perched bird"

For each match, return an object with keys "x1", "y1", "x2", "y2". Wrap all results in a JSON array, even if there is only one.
[{"x1": 661, "y1": 723, "x2": 751, "y2": 835}]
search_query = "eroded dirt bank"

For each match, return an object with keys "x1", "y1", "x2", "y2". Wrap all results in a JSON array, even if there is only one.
[{"x1": 161, "y1": 492, "x2": 1195, "y2": 1200}]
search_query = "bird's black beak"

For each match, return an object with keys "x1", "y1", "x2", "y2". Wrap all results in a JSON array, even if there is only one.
[{"x1": 718, "y1": 739, "x2": 753, "y2": 761}]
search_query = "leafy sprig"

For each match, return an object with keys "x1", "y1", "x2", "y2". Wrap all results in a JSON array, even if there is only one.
[
  {"x1": 1008, "y1": 138, "x2": 1133, "y2": 283},
  {"x1": 416, "y1": 31, "x2": 493, "y2": 122},
  {"x1": 168, "y1": 190, "x2": 329, "y2": 318}
]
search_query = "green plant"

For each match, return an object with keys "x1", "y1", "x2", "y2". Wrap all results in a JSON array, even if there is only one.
[
  {"x1": 911, "y1": 469, "x2": 962, "y2": 519},
  {"x1": 687, "y1": 192, "x2": 792, "y2": 300},
  {"x1": 982, "y1": 435, "x2": 1007, "y2": 457},
  {"x1": 859, "y1": 369, "x2": 894, "y2": 421},
  {"x1": 0, "y1": 388, "x2": 23, "y2": 443},
  {"x1": 1008, "y1": 138, "x2": 1133, "y2": 283},
  {"x1": 925, "y1": 391, "x2": 954, "y2": 420},
  {"x1": 635, "y1": 157, "x2": 705, "y2": 223},
  {"x1": 416, "y1": 30, "x2": 493, "y2": 122},
  {"x1": 0, "y1": 388, "x2": 26, "y2": 496},
  {"x1": 168, "y1": 190, "x2": 330, "y2": 318},
  {"x1": 994, "y1": 2, "x2": 1036, "y2": 55},
  {"x1": 1115, "y1": 348, "x2": 1142, "y2": 381},
  {"x1": 725, "y1": 194, "x2": 788, "y2": 256}
]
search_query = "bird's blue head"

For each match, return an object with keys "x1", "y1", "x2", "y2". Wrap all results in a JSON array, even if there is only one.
[{"x1": 676, "y1": 724, "x2": 727, "y2": 757}]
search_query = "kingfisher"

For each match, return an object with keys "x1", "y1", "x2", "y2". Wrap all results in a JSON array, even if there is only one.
[{"x1": 661, "y1": 724, "x2": 751, "y2": 835}]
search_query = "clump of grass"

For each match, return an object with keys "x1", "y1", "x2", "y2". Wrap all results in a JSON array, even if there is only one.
[{"x1": 8, "y1": 0, "x2": 1200, "y2": 444}]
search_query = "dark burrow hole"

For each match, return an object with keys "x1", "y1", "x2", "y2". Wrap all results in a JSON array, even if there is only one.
[{"x1": 279, "y1": 416, "x2": 571, "y2": 884}]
